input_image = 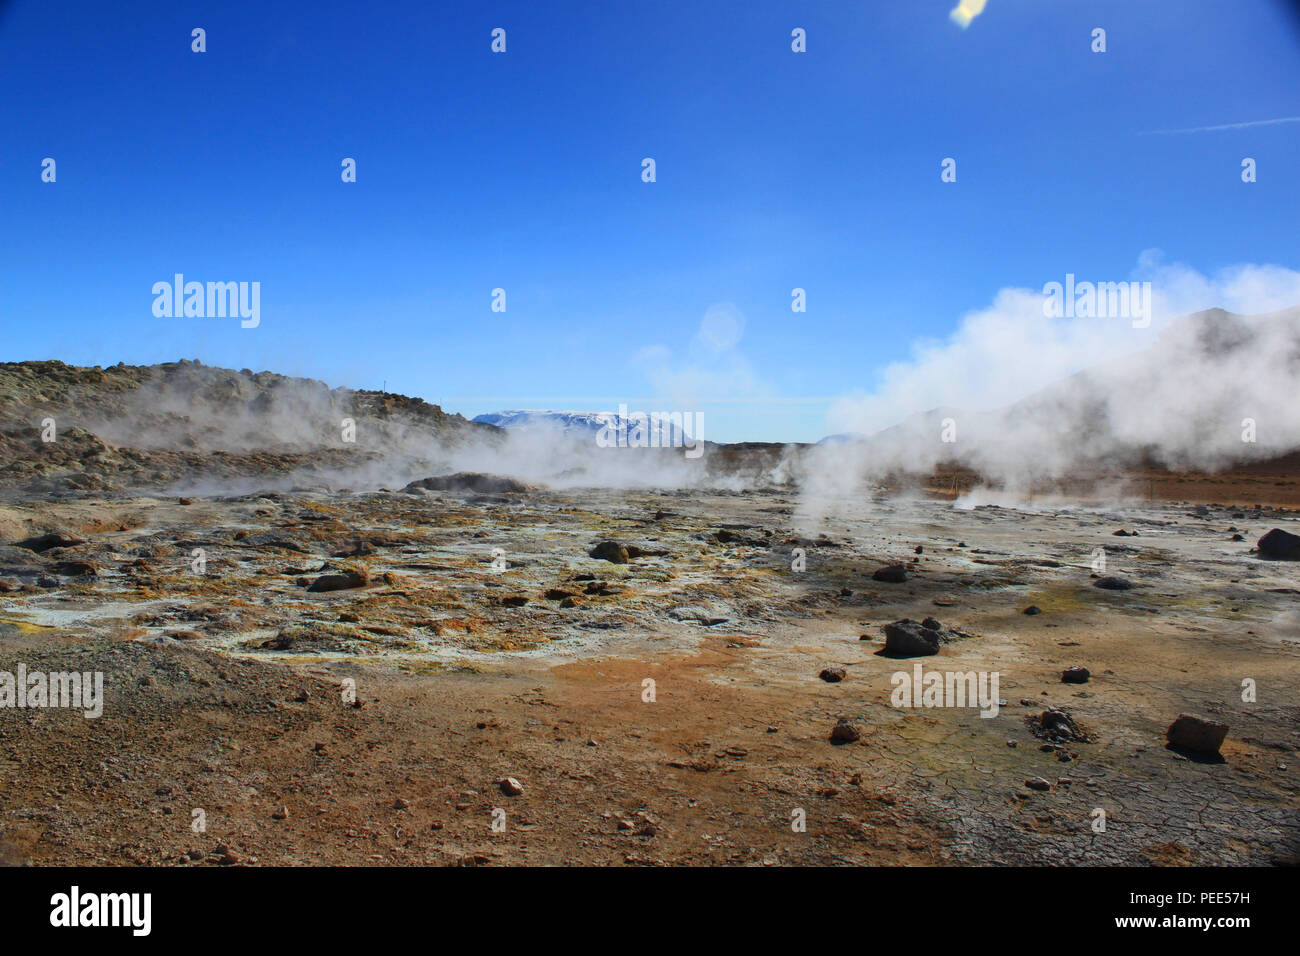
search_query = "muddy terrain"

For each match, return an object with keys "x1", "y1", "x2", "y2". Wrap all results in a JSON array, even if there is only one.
[{"x1": 2, "y1": 479, "x2": 1297, "y2": 866}]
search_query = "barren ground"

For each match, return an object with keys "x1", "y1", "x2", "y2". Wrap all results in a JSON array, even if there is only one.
[{"x1": 1, "y1": 478, "x2": 1297, "y2": 866}]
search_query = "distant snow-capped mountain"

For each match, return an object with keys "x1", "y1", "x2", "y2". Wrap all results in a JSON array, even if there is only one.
[
  {"x1": 472, "y1": 410, "x2": 613, "y2": 435},
  {"x1": 473, "y1": 409, "x2": 696, "y2": 439}
]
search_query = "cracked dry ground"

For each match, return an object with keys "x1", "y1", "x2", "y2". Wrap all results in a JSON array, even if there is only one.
[{"x1": 0, "y1": 486, "x2": 1297, "y2": 865}]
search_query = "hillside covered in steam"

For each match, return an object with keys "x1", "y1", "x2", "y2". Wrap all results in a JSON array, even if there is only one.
[
  {"x1": 0, "y1": 359, "x2": 756, "y2": 495},
  {"x1": 1, "y1": 305, "x2": 1298, "y2": 501},
  {"x1": 805, "y1": 306, "x2": 1300, "y2": 506},
  {"x1": 0, "y1": 359, "x2": 497, "y2": 494}
]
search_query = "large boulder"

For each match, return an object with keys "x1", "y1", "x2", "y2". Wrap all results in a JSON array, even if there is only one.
[
  {"x1": 306, "y1": 567, "x2": 370, "y2": 592},
  {"x1": 590, "y1": 541, "x2": 630, "y2": 564},
  {"x1": 872, "y1": 564, "x2": 908, "y2": 583},
  {"x1": 1257, "y1": 528, "x2": 1300, "y2": 560},
  {"x1": 405, "y1": 473, "x2": 530, "y2": 494},
  {"x1": 882, "y1": 619, "x2": 940, "y2": 657},
  {"x1": 1093, "y1": 576, "x2": 1133, "y2": 590},
  {"x1": 1166, "y1": 714, "x2": 1228, "y2": 756},
  {"x1": 829, "y1": 719, "x2": 861, "y2": 743},
  {"x1": 14, "y1": 531, "x2": 86, "y2": 553}
]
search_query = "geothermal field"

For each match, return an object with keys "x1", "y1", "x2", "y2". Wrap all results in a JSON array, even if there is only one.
[{"x1": 0, "y1": 354, "x2": 1297, "y2": 866}]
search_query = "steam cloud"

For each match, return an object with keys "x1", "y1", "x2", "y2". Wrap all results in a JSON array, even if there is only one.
[{"x1": 799, "y1": 255, "x2": 1300, "y2": 525}]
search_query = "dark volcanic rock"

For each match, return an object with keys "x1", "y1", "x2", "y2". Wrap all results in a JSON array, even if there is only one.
[
  {"x1": 872, "y1": 564, "x2": 908, "y2": 583},
  {"x1": 589, "y1": 541, "x2": 630, "y2": 564},
  {"x1": 920, "y1": 617, "x2": 942, "y2": 631},
  {"x1": 1029, "y1": 707, "x2": 1091, "y2": 743},
  {"x1": 1094, "y1": 576, "x2": 1133, "y2": 591},
  {"x1": 819, "y1": 667, "x2": 846, "y2": 683},
  {"x1": 306, "y1": 568, "x2": 370, "y2": 592},
  {"x1": 1061, "y1": 665, "x2": 1090, "y2": 684},
  {"x1": 1166, "y1": 714, "x2": 1228, "y2": 756},
  {"x1": 1257, "y1": 528, "x2": 1300, "y2": 560},
  {"x1": 14, "y1": 531, "x2": 86, "y2": 553},
  {"x1": 882, "y1": 619, "x2": 940, "y2": 657},
  {"x1": 405, "y1": 473, "x2": 530, "y2": 495},
  {"x1": 0, "y1": 545, "x2": 47, "y2": 579},
  {"x1": 1022, "y1": 605, "x2": 1042, "y2": 615},
  {"x1": 829, "y1": 719, "x2": 861, "y2": 743}
]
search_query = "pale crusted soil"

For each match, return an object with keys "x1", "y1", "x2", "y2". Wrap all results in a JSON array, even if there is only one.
[{"x1": 0, "y1": 485, "x2": 1297, "y2": 865}]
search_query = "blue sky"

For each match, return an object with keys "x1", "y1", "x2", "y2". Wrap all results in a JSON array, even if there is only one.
[{"x1": 2, "y1": 0, "x2": 1299, "y2": 442}]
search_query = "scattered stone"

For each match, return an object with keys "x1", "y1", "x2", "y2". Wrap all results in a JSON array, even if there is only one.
[
  {"x1": 1024, "y1": 777, "x2": 1051, "y2": 792},
  {"x1": 213, "y1": 844, "x2": 242, "y2": 865},
  {"x1": 872, "y1": 564, "x2": 908, "y2": 583},
  {"x1": 306, "y1": 567, "x2": 370, "y2": 592},
  {"x1": 1028, "y1": 707, "x2": 1092, "y2": 743},
  {"x1": 819, "y1": 667, "x2": 846, "y2": 683},
  {"x1": 1166, "y1": 714, "x2": 1228, "y2": 756},
  {"x1": 1023, "y1": 605, "x2": 1042, "y2": 615},
  {"x1": 405, "y1": 473, "x2": 530, "y2": 494},
  {"x1": 393, "y1": 798, "x2": 410, "y2": 810},
  {"x1": 1061, "y1": 665, "x2": 1091, "y2": 684},
  {"x1": 498, "y1": 595, "x2": 530, "y2": 607},
  {"x1": 545, "y1": 588, "x2": 577, "y2": 600},
  {"x1": 882, "y1": 619, "x2": 940, "y2": 657},
  {"x1": 914, "y1": 545, "x2": 923, "y2": 554},
  {"x1": 1094, "y1": 576, "x2": 1133, "y2": 591},
  {"x1": 272, "y1": 806, "x2": 289, "y2": 820},
  {"x1": 1257, "y1": 528, "x2": 1300, "y2": 560},
  {"x1": 590, "y1": 541, "x2": 630, "y2": 564},
  {"x1": 498, "y1": 776, "x2": 524, "y2": 796},
  {"x1": 829, "y1": 719, "x2": 861, "y2": 743},
  {"x1": 14, "y1": 531, "x2": 86, "y2": 553}
]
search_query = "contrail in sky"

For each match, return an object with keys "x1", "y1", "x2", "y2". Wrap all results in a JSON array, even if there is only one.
[{"x1": 1140, "y1": 116, "x2": 1300, "y2": 135}]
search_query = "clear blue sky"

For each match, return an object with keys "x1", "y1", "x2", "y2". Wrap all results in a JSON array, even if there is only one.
[{"x1": 3, "y1": 0, "x2": 1299, "y2": 441}]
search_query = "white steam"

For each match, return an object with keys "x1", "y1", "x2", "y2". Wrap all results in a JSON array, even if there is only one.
[{"x1": 800, "y1": 256, "x2": 1300, "y2": 526}]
